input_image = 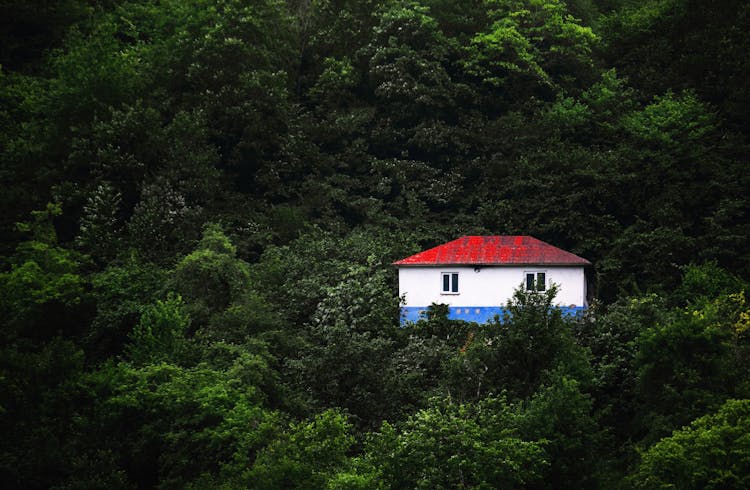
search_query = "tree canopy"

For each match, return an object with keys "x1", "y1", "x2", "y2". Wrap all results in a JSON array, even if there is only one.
[{"x1": 1, "y1": 0, "x2": 749, "y2": 487}]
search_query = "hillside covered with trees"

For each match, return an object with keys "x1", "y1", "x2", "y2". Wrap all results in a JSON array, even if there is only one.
[{"x1": 1, "y1": 0, "x2": 749, "y2": 488}]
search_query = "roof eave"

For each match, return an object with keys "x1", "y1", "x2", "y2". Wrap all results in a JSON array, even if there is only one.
[{"x1": 393, "y1": 261, "x2": 591, "y2": 267}]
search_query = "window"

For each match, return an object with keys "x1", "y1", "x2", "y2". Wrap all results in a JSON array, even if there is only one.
[
  {"x1": 525, "y1": 271, "x2": 546, "y2": 291},
  {"x1": 441, "y1": 272, "x2": 459, "y2": 294}
]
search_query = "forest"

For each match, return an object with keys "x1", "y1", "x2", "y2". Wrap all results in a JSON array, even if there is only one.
[{"x1": 1, "y1": 0, "x2": 749, "y2": 488}]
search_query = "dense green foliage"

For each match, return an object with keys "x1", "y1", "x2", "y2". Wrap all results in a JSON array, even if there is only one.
[
  {"x1": 2, "y1": 0, "x2": 749, "y2": 488},
  {"x1": 630, "y1": 398, "x2": 750, "y2": 489}
]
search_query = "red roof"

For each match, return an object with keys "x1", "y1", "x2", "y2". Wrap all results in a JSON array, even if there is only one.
[{"x1": 393, "y1": 236, "x2": 590, "y2": 266}]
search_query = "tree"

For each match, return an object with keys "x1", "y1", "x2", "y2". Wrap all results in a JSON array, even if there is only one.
[
  {"x1": 518, "y1": 376, "x2": 605, "y2": 489},
  {"x1": 288, "y1": 261, "x2": 401, "y2": 429},
  {"x1": 630, "y1": 399, "x2": 750, "y2": 490},
  {"x1": 87, "y1": 255, "x2": 169, "y2": 361},
  {"x1": 0, "y1": 203, "x2": 90, "y2": 340},
  {"x1": 634, "y1": 310, "x2": 734, "y2": 445},
  {"x1": 127, "y1": 294, "x2": 190, "y2": 366},
  {"x1": 573, "y1": 294, "x2": 668, "y2": 470},
  {"x1": 172, "y1": 224, "x2": 281, "y2": 341},
  {"x1": 0, "y1": 0, "x2": 94, "y2": 72},
  {"x1": 358, "y1": 397, "x2": 547, "y2": 488},
  {"x1": 76, "y1": 182, "x2": 124, "y2": 262},
  {"x1": 601, "y1": 0, "x2": 750, "y2": 133},
  {"x1": 0, "y1": 337, "x2": 87, "y2": 489},
  {"x1": 66, "y1": 348, "x2": 283, "y2": 488},
  {"x1": 442, "y1": 285, "x2": 591, "y2": 401},
  {"x1": 242, "y1": 410, "x2": 354, "y2": 489},
  {"x1": 671, "y1": 261, "x2": 748, "y2": 308},
  {"x1": 463, "y1": 0, "x2": 599, "y2": 105}
]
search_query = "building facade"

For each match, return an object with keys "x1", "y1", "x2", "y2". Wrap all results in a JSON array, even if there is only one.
[{"x1": 394, "y1": 236, "x2": 590, "y2": 323}]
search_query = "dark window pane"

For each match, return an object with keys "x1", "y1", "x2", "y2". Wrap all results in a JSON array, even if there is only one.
[
  {"x1": 452, "y1": 273, "x2": 459, "y2": 293},
  {"x1": 443, "y1": 274, "x2": 450, "y2": 292},
  {"x1": 537, "y1": 272, "x2": 546, "y2": 291},
  {"x1": 526, "y1": 273, "x2": 535, "y2": 291}
]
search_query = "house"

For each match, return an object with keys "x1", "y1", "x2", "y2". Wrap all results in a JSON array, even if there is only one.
[{"x1": 393, "y1": 236, "x2": 590, "y2": 324}]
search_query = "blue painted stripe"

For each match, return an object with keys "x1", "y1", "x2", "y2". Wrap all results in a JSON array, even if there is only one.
[{"x1": 400, "y1": 306, "x2": 586, "y2": 324}]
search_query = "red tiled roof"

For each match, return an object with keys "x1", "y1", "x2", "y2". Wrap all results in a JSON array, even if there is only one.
[{"x1": 393, "y1": 236, "x2": 590, "y2": 266}]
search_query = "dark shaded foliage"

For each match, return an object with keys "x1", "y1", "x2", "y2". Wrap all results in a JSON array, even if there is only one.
[{"x1": 2, "y1": 0, "x2": 750, "y2": 487}]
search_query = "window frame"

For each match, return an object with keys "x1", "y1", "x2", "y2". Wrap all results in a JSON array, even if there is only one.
[
  {"x1": 441, "y1": 271, "x2": 460, "y2": 295},
  {"x1": 524, "y1": 270, "x2": 547, "y2": 292}
]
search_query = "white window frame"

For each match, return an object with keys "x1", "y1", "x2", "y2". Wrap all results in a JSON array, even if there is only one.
[
  {"x1": 441, "y1": 272, "x2": 459, "y2": 295},
  {"x1": 524, "y1": 270, "x2": 547, "y2": 292}
]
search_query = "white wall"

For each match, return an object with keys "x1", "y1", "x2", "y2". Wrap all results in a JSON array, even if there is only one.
[{"x1": 398, "y1": 266, "x2": 586, "y2": 308}]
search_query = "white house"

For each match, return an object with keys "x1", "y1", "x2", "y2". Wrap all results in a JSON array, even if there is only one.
[{"x1": 393, "y1": 236, "x2": 590, "y2": 323}]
